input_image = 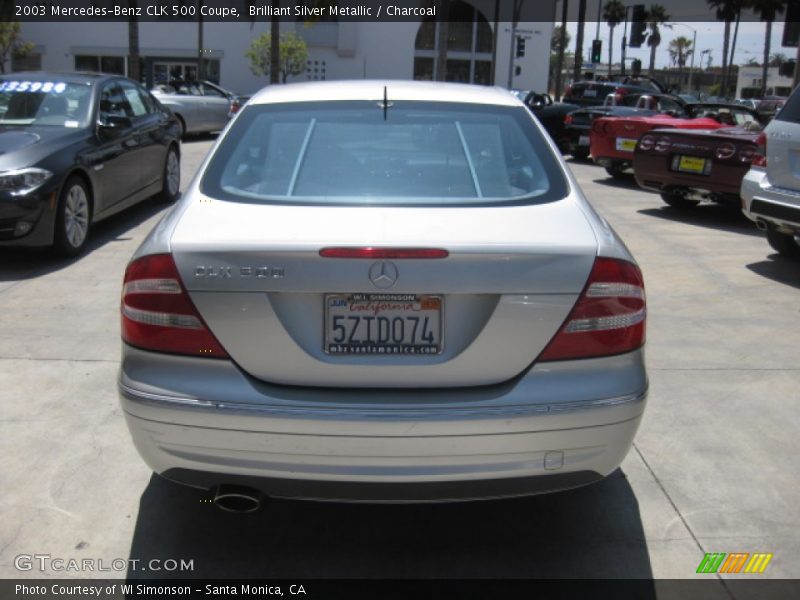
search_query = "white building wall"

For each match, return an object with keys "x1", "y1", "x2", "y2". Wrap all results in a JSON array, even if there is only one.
[{"x1": 736, "y1": 66, "x2": 794, "y2": 98}]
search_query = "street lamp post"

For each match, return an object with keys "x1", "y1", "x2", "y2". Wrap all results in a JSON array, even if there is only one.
[{"x1": 671, "y1": 23, "x2": 697, "y2": 93}]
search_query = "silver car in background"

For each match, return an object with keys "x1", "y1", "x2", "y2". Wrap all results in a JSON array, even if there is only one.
[
  {"x1": 118, "y1": 81, "x2": 648, "y2": 509},
  {"x1": 150, "y1": 80, "x2": 235, "y2": 137},
  {"x1": 742, "y1": 85, "x2": 800, "y2": 258}
]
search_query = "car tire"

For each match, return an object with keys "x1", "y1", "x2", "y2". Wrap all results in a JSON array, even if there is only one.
[
  {"x1": 53, "y1": 176, "x2": 91, "y2": 258},
  {"x1": 175, "y1": 115, "x2": 186, "y2": 140},
  {"x1": 605, "y1": 164, "x2": 627, "y2": 178},
  {"x1": 660, "y1": 191, "x2": 699, "y2": 209},
  {"x1": 572, "y1": 148, "x2": 590, "y2": 161},
  {"x1": 154, "y1": 145, "x2": 181, "y2": 204},
  {"x1": 766, "y1": 228, "x2": 800, "y2": 258}
]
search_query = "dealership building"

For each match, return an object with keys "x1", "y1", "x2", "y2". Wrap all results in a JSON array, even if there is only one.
[{"x1": 14, "y1": 1, "x2": 556, "y2": 95}]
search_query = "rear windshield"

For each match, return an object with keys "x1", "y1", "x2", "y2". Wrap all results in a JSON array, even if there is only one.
[
  {"x1": 201, "y1": 101, "x2": 568, "y2": 207},
  {"x1": 775, "y1": 91, "x2": 800, "y2": 123}
]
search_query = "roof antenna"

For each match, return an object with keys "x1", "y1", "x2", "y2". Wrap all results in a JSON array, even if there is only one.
[{"x1": 383, "y1": 85, "x2": 388, "y2": 121}]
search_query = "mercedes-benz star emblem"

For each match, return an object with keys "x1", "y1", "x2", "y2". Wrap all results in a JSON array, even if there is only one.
[{"x1": 368, "y1": 261, "x2": 399, "y2": 289}]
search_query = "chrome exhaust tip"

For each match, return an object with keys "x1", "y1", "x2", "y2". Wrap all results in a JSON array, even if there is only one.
[
  {"x1": 212, "y1": 484, "x2": 263, "y2": 513},
  {"x1": 755, "y1": 219, "x2": 769, "y2": 232}
]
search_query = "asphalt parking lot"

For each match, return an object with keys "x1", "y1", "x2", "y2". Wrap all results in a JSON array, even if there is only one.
[{"x1": 2, "y1": 137, "x2": 799, "y2": 589}]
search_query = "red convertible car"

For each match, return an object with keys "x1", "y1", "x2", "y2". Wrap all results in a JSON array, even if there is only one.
[
  {"x1": 590, "y1": 104, "x2": 763, "y2": 178},
  {"x1": 632, "y1": 125, "x2": 762, "y2": 209}
]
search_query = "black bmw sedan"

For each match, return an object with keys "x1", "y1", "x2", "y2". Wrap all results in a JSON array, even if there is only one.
[{"x1": 0, "y1": 72, "x2": 181, "y2": 256}]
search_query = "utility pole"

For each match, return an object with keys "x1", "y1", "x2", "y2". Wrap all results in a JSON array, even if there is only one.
[
  {"x1": 554, "y1": 0, "x2": 568, "y2": 100},
  {"x1": 197, "y1": 0, "x2": 204, "y2": 81}
]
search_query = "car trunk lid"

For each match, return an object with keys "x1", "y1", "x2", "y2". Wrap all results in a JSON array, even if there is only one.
[{"x1": 169, "y1": 195, "x2": 599, "y2": 387}]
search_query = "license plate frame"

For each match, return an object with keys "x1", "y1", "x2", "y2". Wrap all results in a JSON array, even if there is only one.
[
  {"x1": 323, "y1": 293, "x2": 444, "y2": 356},
  {"x1": 615, "y1": 137, "x2": 638, "y2": 152},
  {"x1": 676, "y1": 155, "x2": 708, "y2": 174}
]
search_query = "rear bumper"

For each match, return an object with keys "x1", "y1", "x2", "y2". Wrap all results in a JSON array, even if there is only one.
[
  {"x1": 741, "y1": 168, "x2": 800, "y2": 232},
  {"x1": 634, "y1": 155, "x2": 746, "y2": 201},
  {"x1": 119, "y1": 346, "x2": 648, "y2": 502}
]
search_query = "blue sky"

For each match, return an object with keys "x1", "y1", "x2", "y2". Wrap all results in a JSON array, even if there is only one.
[{"x1": 562, "y1": 21, "x2": 792, "y2": 70}]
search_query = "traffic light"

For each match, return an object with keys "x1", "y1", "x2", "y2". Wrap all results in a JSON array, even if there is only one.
[
  {"x1": 629, "y1": 5, "x2": 646, "y2": 48},
  {"x1": 783, "y1": 0, "x2": 800, "y2": 47},
  {"x1": 591, "y1": 40, "x2": 603, "y2": 63},
  {"x1": 516, "y1": 36, "x2": 526, "y2": 58}
]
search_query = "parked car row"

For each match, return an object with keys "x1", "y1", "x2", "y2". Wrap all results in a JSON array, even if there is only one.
[
  {"x1": 0, "y1": 69, "x2": 253, "y2": 256},
  {"x1": 520, "y1": 79, "x2": 799, "y2": 260}
]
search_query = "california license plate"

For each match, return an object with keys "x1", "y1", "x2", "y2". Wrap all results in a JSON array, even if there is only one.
[
  {"x1": 615, "y1": 137, "x2": 638, "y2": 152},
  {"x1": 578, "y1": 135, "x2": 590, "y2": 146},
  {"x1": 677, "y1": 155, "x2": 707, "y2": 174},
  {"x1": 324, "y1": 294, "x2": 443, "y2": 355},
  {"x1": 583, "y1": 89, "x2": 597, "y2": 97}
]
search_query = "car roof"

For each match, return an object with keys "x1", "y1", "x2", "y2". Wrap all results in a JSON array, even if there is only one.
[
  {"x1": 0, "y1": 71, "x2": 115, "y2": 85},
  {"x1": 248, "y1": 80, "x2": 520, "y2": 107}
]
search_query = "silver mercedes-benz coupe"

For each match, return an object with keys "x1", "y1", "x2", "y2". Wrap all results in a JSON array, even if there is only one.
[{"x1": 118, "y1": 81, "x2": 648, "y2": 509}]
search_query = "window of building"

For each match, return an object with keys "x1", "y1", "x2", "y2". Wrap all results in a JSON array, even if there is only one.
[
  {"x1": 413, "y1": 1, "x2": 494, "y2": 85},
  {"x1": 11, "y1": 52, "x2": 42, "y2": 72},
  {"x1": 74, "y1": 55, "x2": 125, "y2": 75}
]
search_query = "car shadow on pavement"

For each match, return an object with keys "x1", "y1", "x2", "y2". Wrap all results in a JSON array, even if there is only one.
[
  {"x1": 126, "y1": 469, "x2": 655, "y2": 584},
  {"x1": 746, "y1": 255, "x2": 800, "y2": 289},
  {"x1": 637, "y1": 206, "x2": 762, "y2": 237},
  {"x1": 590, "y1": 174, "x2": 644, "y2": 191},
  {"x1": 0, "y1": 199, "x2": 169, "y2": 282}
]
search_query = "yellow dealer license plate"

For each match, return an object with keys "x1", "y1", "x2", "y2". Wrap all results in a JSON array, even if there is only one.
[
  {"x1": 615, "y1": 137, "x2": 638, "y2": 152},
  {"x1": 677, "y1": 155, "x2": 707, "y2": 174}
]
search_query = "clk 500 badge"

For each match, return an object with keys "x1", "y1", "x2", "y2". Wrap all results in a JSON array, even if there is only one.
[{"x1": 194, "y1": 266, "x2": 285, "y2": 279}]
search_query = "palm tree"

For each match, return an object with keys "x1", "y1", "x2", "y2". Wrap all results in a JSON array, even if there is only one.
[
  {"x1": 707, "y1": 1, "x2": 739, "y2": 99},
  {"x1": 603, "y1": 0, "x2": 626, "y2": 76},
  {"x1": 645, "y1": 4, "x2": 670, "y2": 77},
  {"x1": 270, "y1": 0, "x2": 280, "y2": 84},
  {"x1": 668, "y1": 36, "x2": 693, "y2": 91},
  {"x1": 749, "y1": 0, "x2": 787, "y2": 97},
  {"x1": 127, "y1": 0, "x2": 140, "y2": 83}
]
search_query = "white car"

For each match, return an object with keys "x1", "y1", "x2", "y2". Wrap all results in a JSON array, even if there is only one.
[
  {"x1": 741, "y1": 87, "x2": 800, "y2": 258},
  {"x1": 118, "y1": 81, "x2": 648, "y2": 510}
]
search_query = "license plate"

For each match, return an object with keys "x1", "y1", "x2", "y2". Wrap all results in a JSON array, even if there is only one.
[
  {"x1": 583, "y1": 89, "x2": 597, "y2": 97},
  {"x1": 676, "y1": 155, "x2": 707, "y2": 174},
  {"x1": 578, "y1": 135, "x2": 590, "y2": 146},
  {"x1": 615, "y1": 137, "x2": 638, "y2": 152},
  {"x1": 324, "y1": 294, "x2": 443, "y2": 355}
]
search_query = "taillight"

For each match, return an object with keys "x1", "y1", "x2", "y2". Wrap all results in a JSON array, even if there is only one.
[
  {"x1": 564, "y1": 114, "x2": 573, "y2": 125},
  {"x1": 592, "y1": 120, "x2": 605, "y2": 134},
  {"x1": 229, "y1": 99, "x2": 241, "y2": 114},
  {"x1": 603, "y1": 121, "x2": 614, "y2": 134},
  {"x1": 121, "y1": 254, "x2": 228, "y2": 358},
  {"x1": 538, "y1": 257, "x2": 646, "y2": 361},
  {"x1": 715, "y1": 142, "x2": 736, "y2": 160},
  {"x1": 654, "y1": 137, "x2": 671, "y2": 153},
  {"x1": 739, "y1": 145, "x2": 757, "y2": 163},
  {"x1": 751, "y1": 132, "x2": 767, "y2": 168},
  {"x1": 638, "y1": 134, "x2": 656, "y2": 151}
]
